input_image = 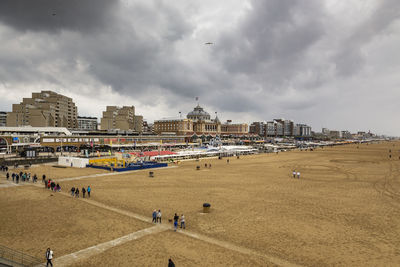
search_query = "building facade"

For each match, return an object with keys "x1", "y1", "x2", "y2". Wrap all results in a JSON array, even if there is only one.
[
  {"x1": 134, "y1": 115, "x2": 143, "y2": 133},
  {"x1": 153, "y1": 118, "x2": 194, "y2": 135},
  {"x1": 154, "y1": 104, "x2": 248, "y2": 136},
  {"x1": 101, "y1": 106, "x2": 142, "y2": 131},
  {"x1": 6, "y1": 91, "x2": 78, "y2": 128},
  {"x1": 249, "y1": 122, "x2": 265, "y2": 136},
  {"x1": 0, "y1": 112, "x2": 7, "y2": 126},
  {"x1": 77, "y1": 116, "x2": 98, "y2": 131},
  {"x1": 296, "y1": 124, "x2": 312, "y2": 137}
]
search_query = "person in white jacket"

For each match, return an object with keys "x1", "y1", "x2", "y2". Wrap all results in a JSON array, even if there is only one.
[
  {"x1": 157, "y1": 210, "x2": 162, "y2": 223},
  {"x1": 46, "y1": 248, "x2": 53, "y2": 267}
]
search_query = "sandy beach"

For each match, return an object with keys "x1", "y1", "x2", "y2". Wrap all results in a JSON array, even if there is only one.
[{"x1": 1, "y1": 141, "x2": 399, "y2": 266}]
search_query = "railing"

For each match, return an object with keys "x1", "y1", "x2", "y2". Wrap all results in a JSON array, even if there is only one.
[{"x1": 0, "y1": 244, "x2": 45, "y2": 267}]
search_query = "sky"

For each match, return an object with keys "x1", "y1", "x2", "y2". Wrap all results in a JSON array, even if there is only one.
[{"x1": 0, "y1": 0, "x2": 399, "y2": 136}]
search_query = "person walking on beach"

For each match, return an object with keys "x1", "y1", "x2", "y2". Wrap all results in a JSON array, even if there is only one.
[
  {"x1": 152, "y1": 210, "x2": 157, "y2": 223},
  {"x1": 45, "y1": 248, "x2": 53, "y2": 267},
  {"x1": 75, "y1": 187, "x2": 79, "y2": 198},
  {"x1": 157, "y1": 209, "x2": 162, "y2": 223},
  {"x1": 12, "y1": 173, "x2": 15, "y2": 182},
  {"x1": 180, "y1": 214, "x2": 186, "y2": 229},
  {"x1": 71, "y1": 187, "x2": 75, "y2": 196},
  {"x1": 168, "y1": 258, "x2": 175, "y2": 267},
  {"x1": 42, "y1": 174, "x2": 46, "y2": 183},
  {"x1": 87, "y1": 186, "x2": 91, "y2": 198},
  {"x1": 297, "y1": 171, "x2": 301, "y2": 179},
  {"x1": 6, "y1": 172, "x2": 9, "y2": 180},
  {"x1": 82, "y1": 187, "x2": 86, "y2": 198},
  {"x1": 173, "y1": 213, "x2": 179, "y2": 231},
  {"x1": 292, "y1": 170, "x2": 296, "y2": 178},
  {"x1": 50, "y1": 181, "x2": 55, "y2": 191}
]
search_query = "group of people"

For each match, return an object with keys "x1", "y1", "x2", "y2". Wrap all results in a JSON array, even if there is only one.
[
  {"x1": 173, "y1": 213, "x2": 185, "y2": 231},
  {"x1": 6, "y1": 171, "x2": 39, "y2": 183},
  {"x1": 0, "y1": 165, "x2": 9, "y2": 172},
  {"x1": 70, "y1": 186, "x2": 91, "y2": 198},
  {"x1": 292, "y1": 170, "x2": 301, "y2": 179},
  {"x1": 44, "y1": 178, "x2": 61, "y2": 192},
  {"x1": 151, "y1": 210, "x2": 186, "y2": 231},
  {"x1": 152, "y1": 209, "x2": 162, "y2": 223}
]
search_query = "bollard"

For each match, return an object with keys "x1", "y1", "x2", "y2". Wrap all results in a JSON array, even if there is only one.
[{"x1": 203, "y1": 203, "x2": 211, "y2": 213}]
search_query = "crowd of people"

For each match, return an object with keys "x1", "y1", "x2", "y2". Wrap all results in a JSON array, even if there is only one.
[
  {"x1": 70, "y1": 186, "x2": 91, "y2": 198},
  {"x1": 5, "y1": 171, "x2": 40, "y2": 184}
]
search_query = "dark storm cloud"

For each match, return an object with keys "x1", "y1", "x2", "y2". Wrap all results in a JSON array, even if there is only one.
[
  {"x1": 0, "y1": 0, "x2": 118, "y2": 33},
  {"x1": 333, "y1": 0, "x2": 400, "y2": 76},
  {"x1": 0, "y1": 0, "x2": 399, "y2": 135},
  {"x1": 214, "y1": 0, "x2": 325, "y2": 89}
]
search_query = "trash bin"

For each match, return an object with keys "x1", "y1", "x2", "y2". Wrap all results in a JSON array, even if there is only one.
[
  {"x1": 196, "y1": 166, "x2": 200, "y2": 170},
  {"x1": 203, "y1": 203, "x2": 211, "y2": 213}
]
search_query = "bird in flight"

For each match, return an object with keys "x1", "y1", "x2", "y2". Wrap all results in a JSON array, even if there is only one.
[{"x1": 205, "y1": 42, "x2": 213, "y2": 45}]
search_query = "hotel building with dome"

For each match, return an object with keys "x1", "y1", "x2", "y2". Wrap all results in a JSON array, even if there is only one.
[{"x1": 154, "y1": 104, "x2": 248, "y2": 137}]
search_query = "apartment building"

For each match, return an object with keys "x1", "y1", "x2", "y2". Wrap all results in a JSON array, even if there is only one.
[
  {"x1": 6, "y1": 91, "x2": 78, "y2": 128},
  {"x1": 0, "y1": 112, "x2": 7, "y2": 126},
  {"x1": 101, "y1": 106, "x2": 135, "y2": 131}
]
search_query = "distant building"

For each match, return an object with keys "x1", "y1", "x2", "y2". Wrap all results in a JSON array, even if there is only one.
[
  {"x1": 100, "y1": 106, "x2": 142, "y2": 131},
  {"x1": 154, "y1": 104, "x2": 248, "y2": 136},
  {"x1": 265, "y1": 121, "x2": 277, "y2": 137},
  {"x1": 77, "y1": 116, "x2": 98, "y2": 131},
  {"x1": 249, "y1": 122, "x2": 265, "y2": 137},
  {"x1": 329, "y1": 130, "x2": 341, "y2": 139},
  {"x1": 341, "y1": 130, "x2": 352, "y2": 139},
  {"x1": 142, "y1": 120, "x2": 153, "y2": 133},
  {"x1": 322, "y1": 128, "x2": 330, "y2": 135},
  {"x1": 134, "y1": 115, "x2": 143, "y2": 133},
  {"x1": 0, "y1": 112, "x2": 7, "y2": 126},
  {"x1": 153, "y1": 118, "x2": 194, "y2": 135},
  {"x1": 221, "y1": 121, "x2": 248, "y2": 135},
  {"x1": 6, "y1": 91, "x2": 78, "y2": 128},
  {"x1": 296, "y1": 124, "x2": 312, "y2": 137},
  {"x1": 274, "y1": 119, "x2": 293, "y2": 136}
]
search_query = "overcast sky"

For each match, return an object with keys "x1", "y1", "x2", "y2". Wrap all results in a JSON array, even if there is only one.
[{"x1": 0, "y1": 0, "x2": 399, "y2": 135}]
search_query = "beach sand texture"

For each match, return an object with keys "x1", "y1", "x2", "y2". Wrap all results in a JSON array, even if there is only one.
[{"x1": 0, "y1": 141, "x2": 399, "y2": 266}]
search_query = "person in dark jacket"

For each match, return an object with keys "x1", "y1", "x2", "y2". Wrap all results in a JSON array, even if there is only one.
[
  {"x1": 75, "y1": 187, "x2": 79, "y2": 198},
  {"x1": 71, "y1": 187, "x2": 75, "y2": 196},
  {"x1": 82, "y1": 187, "x2": 86, "y2": 198},
  {"x1": 168, "y1": 258, "x2": 175, "y2": 267}
]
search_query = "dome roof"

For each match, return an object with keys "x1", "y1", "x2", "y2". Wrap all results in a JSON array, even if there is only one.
[{"x1": 187, "y1": 105, "x2": 211, "y2": 120}]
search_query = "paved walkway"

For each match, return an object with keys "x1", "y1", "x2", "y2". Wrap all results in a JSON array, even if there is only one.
[
  {"x1": 57, "y1": 166, "x2": 177, "y2": 182},
  {"x1": 53, "y1": 225, "x2": 168, "y2": 267}
]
